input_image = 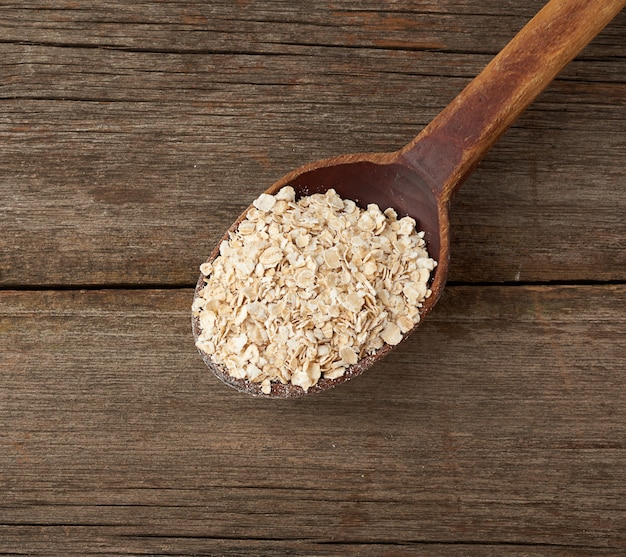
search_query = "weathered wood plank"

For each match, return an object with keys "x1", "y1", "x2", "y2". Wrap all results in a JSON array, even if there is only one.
[
  {"x1": 0, "y1": 529, "x2": 622, "y2": 557},
  {"x1": 0, "y1": 1, "x2": 558, "y2": 56},
  {"x1": 1, "y1": 530, "x2": 622, "y2": 557},
  {"x1": 0, "y1": 4, "x2": 624, "y2": 286},
  {"x1": 0, "y1": 1, "x2": 623, "y2": 57},
  {"x1": 1, "y1": 286, "x2": 624, "y2": 554}
]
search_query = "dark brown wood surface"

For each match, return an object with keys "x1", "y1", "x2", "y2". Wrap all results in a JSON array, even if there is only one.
[{"x1": 1, "y1": 1, "x2": 624, "y2": 555}]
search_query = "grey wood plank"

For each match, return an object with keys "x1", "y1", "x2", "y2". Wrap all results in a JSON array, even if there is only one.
[
  {"x1": 1, "y1": 286, "x2": 624, "y2": 553},
  {"x1": 0, "y1": 1, "x2": 622, "y2": 56},
  {"x1": 0, "y1": 5, "x2": 625, "y2": 286},
  {"x1": 0, "y1": 528, "x2": 622, "y2": 557}
]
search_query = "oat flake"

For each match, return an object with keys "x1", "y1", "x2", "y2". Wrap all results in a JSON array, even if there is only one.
[{"x1": 193, "y1": 186, "x2": 436, "y2": 393}]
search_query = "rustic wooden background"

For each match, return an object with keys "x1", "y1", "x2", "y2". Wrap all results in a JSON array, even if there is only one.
[{"x1": 1, "y1": 1, "x2": 625, "y2": 555}]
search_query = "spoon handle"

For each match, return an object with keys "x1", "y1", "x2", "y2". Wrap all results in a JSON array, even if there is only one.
[{"x1": 398, "y1": 0, "x2": 625, "y2": 204}]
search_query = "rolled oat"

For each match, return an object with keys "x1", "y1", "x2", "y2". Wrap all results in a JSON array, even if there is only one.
[{"x1": 193, "y1": 186, "x2": 436, "y2": 393}]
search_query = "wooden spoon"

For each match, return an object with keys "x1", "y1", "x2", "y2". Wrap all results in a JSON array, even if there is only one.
[{"x1": 193, "y1": 0, "x2": 625, "y2": 397}]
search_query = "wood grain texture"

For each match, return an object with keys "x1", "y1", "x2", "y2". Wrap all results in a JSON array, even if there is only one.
[
  {"x1": 1, "y1": 2, "x2": 625, "y2": 554},
  {"x1": 1, "y1": 286, "x2": 624, "y2": 555},
  {"x1": 1, "y1": 2, "x2": 624, "y2": 285}
]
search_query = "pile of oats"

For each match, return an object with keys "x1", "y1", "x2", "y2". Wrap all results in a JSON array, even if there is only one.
[{"x1": 193, "y1": 186, "x2": 436, "y2": 394}]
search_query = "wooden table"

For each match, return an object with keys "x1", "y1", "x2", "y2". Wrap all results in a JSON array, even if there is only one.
[{"x1": 1, "y1": 2, "x2": 625, "y2": 555}]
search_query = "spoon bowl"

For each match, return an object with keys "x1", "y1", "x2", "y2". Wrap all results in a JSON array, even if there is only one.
[
  {"x1": 193, "y1": 0, "x2": 625, "y2": 397},
  {"x1": 193, "y1": 151, "x2": 449, "y2": 396}
]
